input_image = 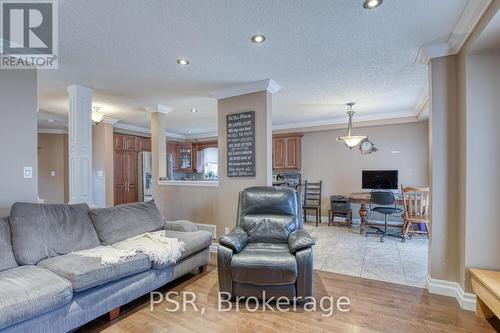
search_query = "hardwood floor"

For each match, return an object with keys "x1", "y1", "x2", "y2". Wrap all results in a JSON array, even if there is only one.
[{"x1": 79, "y1": 257, "x2": 499, "y2": 333}]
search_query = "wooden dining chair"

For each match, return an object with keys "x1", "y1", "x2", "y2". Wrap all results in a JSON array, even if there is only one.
[
  {"x1": 303, "y1": 180, "x2": 322, "y2": 227},
  {"x1": 401, "y1": 185, "x2": 430, "y2": 239}
]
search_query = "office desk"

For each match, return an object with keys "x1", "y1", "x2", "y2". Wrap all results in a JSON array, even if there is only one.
[{"x1": 349, "y1": 192, "x2": 404, "y2": 234}]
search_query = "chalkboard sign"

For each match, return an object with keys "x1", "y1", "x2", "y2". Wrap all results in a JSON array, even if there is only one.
[{"x1": 226, "y1": 111, "x2": 255, "y2": 177}]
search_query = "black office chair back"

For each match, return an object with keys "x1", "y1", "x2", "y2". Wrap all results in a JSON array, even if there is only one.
[{"x1": 370, "y1": 190, "x2": 396, "y2": 207}]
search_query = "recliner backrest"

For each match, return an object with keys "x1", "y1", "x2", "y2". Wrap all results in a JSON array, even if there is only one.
[{"x1": 237, "y1": 187, "x2": 300, "y2": 243}]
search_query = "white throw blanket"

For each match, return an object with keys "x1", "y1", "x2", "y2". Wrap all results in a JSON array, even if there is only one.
[{"x1": 72, "y1": 230, "x2": 185, "y2": 265}]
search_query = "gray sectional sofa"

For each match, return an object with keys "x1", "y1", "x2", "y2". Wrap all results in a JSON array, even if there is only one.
[{"x1": 0, "y1": 201, "x2": 212, "y2": 333}]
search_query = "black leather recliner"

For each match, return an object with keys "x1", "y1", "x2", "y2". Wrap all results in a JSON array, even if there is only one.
[{"x1": 218, "y1": 186, "x2": 315, "y2": 299}]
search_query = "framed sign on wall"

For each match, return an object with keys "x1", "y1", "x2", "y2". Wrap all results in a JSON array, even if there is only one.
[{"x1": 226, "y1": 111, "x2": 255, "y2": 177}]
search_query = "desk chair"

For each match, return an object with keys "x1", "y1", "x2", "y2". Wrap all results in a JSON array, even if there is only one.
[{"x1": 366, "y1": 190, "x2": 404, "y2": 242}]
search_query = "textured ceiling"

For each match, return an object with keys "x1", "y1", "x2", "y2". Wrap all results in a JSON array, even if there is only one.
[{"x1": 37, "y1": 0, "x2": 468, "y2": 135}]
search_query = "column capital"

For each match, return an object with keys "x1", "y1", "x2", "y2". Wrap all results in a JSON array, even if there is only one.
[
  {"x1": 67, "y1": 84, "x2": 93, "y2": 96},
  {"x1": 147, "y1": 104, "x2": 173, "y2": 114},
  {"x1": 210, "y1": 79, "x2": 281, "y2": 100}
]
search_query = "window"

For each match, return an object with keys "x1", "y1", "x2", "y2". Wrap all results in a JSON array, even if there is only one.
[{"x1": 201, "y1": 147, "x2": 218, "y2": 180}]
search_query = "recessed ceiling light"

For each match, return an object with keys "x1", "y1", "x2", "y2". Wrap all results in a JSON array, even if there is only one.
[
  {"x1": 363, "y1": 0, "x2": 382, "y2": 9},
  {"x1": 251, "y1": 34, "x2": 266, "y2": 43},
  {"x1": 190, "y1": 108, "x2": 198, "y2": 113},
  {"x1": 177, "y1": 58, "x2": 190, "y2": 66}
]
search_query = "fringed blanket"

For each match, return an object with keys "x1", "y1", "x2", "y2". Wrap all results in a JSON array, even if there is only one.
[{"x1": 72, "y1": 230, "x2": 185, "y2": 265}]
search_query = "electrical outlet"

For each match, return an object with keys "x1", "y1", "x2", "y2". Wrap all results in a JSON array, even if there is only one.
[
  {"x1": 224, "y1": 227, "x2": 229, "y2": 234},
  {"x1": 50, "y1": 171, "x2": 56, "y2": 177},
  {"x1": 23, "y1": 167, "x2": 33, "y2": 179}
]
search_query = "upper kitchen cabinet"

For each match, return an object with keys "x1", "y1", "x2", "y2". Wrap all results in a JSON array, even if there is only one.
[
  {"x1": 114, "y1": 134, "x2": 150, "y2": 152},
  {"x1": 175, "y1": 142, "x2": 195, "y2": 173},
  {"x1": 272, "y1": 133, "x2": 303, "y2": 170},
  {"x1": 138, "y1": 137, "x2": 151, "y2": 151}
]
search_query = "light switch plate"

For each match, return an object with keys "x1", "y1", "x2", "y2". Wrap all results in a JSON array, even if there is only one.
[
  {"x1": 50, "y1": 171, "x2": 56, "y2": 177},
  {"x1": 97, "y1": 170, "x2": 104, "y2": 177},
  {"x1": 23, "y1": 167, "x2": 33, "y2": 179}
]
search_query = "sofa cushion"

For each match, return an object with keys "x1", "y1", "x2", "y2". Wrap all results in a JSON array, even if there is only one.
[
  {"x1": 153, "y1": 230, "x2": 212, "y2": 269},
  {"x1": 38, "y1": 253, "x2": 152, "y2": 293},
  {"x1": 89, "y1": 201, "x2": 165, "y2": 244},
  {"x1": 231, "y1": 243, "x2": 297, "y2": 285},
  {"x1": 9, "y1": 203, "x2": 100, "y2": 265},
  {"x1": 0, "y1": 265, "x2": 73, "y2": 330},
  {"x1": 0, "y1": 217, "x2": 18, "y2": 271},
  {"x1": 164, "y1": 220, "x2": 198, "y2": 232}
]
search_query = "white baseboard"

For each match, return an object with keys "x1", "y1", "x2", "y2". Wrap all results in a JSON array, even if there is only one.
[{"x1": 425, "y1": 274, "x2": 476, "y2": 311}]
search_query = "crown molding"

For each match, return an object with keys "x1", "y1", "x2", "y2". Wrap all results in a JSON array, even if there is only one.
[
  {"x1": 416, "y1": 0, "x2": 492, "y2": 64},
  {"x1": 112, "y1": 122, "x2": 187, "y2": 140},
  {"x1": 38, "y1": 128, "x2": 68, "y2": 134},
  {"x1": 449, "y1": 0, "x2": 493, "y2": 52},
  {"x1": 186, "y1": 131, "x2": 218, "y2": 140},
  {"x1": 414, "y1": 85, "x2": 429, "y2": 118},
  {"x1": 210, "y1": 79, "x2": 281, "y2": 100},
  {"x1": 102, "y1": 116, "x2": 120, "y2": 125},
  {"x1": 416, "y1": 43, "x2": 454, "y2": 64},
  {"x1": 272, "y1": 110, "x2": 418, "y2": 132}
]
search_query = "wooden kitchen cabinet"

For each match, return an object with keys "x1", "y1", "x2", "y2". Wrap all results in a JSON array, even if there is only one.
[
  {"x1": 175, "y1": 143, "x2": 195, "y2": 172},
  {"x1": 273, "y1": 137, "x2": 286, "y2": 169},
  {"x1": 272, "y1": 133, "x2": 303, "y2": 170},
  {"x1": 138, "y1": 137, "x2": 151, "y2": 151},
  {"x1": 113, "y1": 133, "x2": 150, "y2": 205}
]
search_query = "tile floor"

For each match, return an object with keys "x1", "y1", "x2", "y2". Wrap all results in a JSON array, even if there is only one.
[{"x1": 305, "y1": 222, "x2": 428, "y2": 288}]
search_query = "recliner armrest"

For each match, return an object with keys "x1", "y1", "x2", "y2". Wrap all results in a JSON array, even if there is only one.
[
  {"x1": 219, "y1": 227, "x2": 248, "y2": 253},
  {"x1": 288, "y1": 229, "x2": 315, "y2": 253}
]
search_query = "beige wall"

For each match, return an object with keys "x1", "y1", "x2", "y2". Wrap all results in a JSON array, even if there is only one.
[
  {"x1": 428, "y1": 56, "x2": 460, "y2": 283},
  {"x1": 463, "y1": 50, "x2": 500, "y2": 289},
  {"x1": 428, "y1": 0, "x2": 500, "y2": 290},
  {"x1": 216, "y1": 91, "x2": 273, "y2": 232},
  {"x1": 93, "y1": 123, "x2": 114, "y2": 207},
  {"x1": 154, "y1": 91, "x2": 273, "y2": 236},
  {"x1": 38, "y1": 133, "x2": 68, "y2": 203},
  {"x1": 301, "y1": 122, "x2": 429, "y2": 217},
  {"x1": 0, "y1": 70, "x2": 38, "y2": 216}
]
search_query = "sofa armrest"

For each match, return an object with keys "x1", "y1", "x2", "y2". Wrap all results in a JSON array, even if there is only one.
[
  {"x1": 219, "y1": 227, "x2": 248, "y2": 253},
  {"x1": 164, "y1": 220, "x2": 198, "y2": 232},
  {"x1": 288, "y1": 229, "x2": 315, "y2": 254}
]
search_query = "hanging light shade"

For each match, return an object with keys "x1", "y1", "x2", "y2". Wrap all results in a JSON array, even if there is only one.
[{"x1": 336, "y1": 103, "x2": 367, "y2": 149}]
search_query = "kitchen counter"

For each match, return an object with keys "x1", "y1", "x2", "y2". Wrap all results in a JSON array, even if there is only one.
[{"x1": 158, "y1": 180, "x2": 219, "y2": 187}]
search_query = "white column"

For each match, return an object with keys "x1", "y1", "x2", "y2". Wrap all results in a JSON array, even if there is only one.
[
  {"x1": 67, "y1": 84, "x2": 94, "y2": 205},
  {"x1": 150, "y1": 104, "x2": 171, "y2": 183}
]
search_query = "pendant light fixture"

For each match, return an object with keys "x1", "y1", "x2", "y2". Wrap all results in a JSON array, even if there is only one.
[{"x1": 336, "y1": 103, "x2": 367, "y2": 149}]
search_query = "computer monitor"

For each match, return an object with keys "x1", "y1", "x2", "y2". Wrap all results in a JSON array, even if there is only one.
[{"x1": 362, "y1": 170, "x2": 398, "y2": 190}]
